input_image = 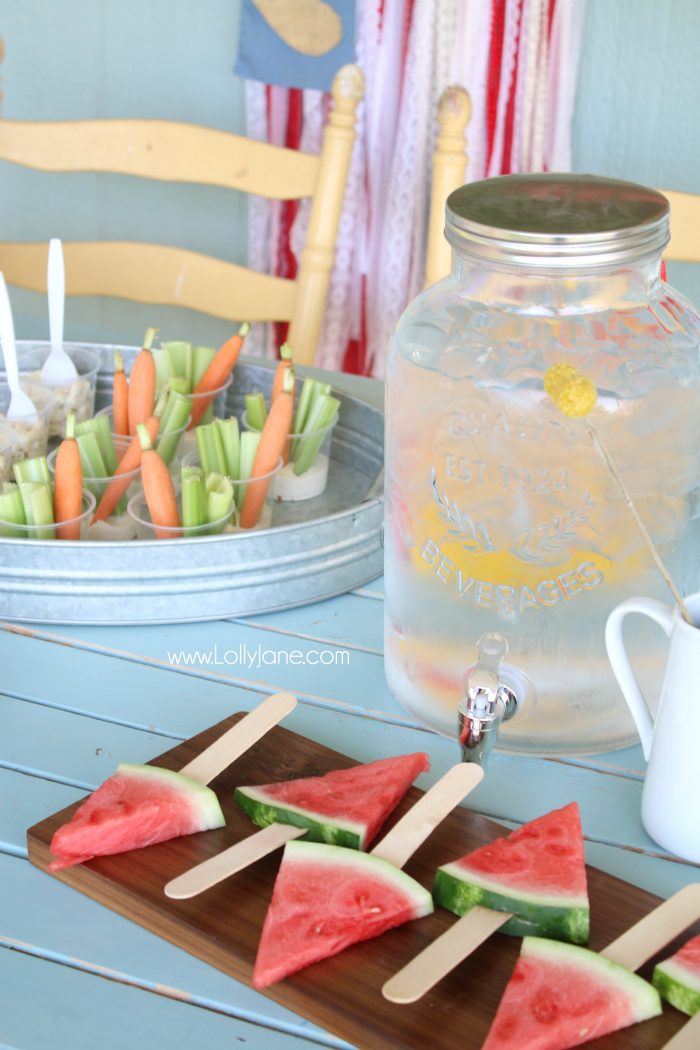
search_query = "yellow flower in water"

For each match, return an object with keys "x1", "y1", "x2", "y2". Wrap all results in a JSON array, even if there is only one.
[{"x1": 544, "y1": 362, "x2": 597, "y2": 418}]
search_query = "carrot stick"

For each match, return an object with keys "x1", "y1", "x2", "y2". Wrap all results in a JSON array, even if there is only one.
[
  {"x1": 128, "y1": 327, "x2": 157, "y2": 435},
  {"x1": 137, "y1": 423, "x2": 180, "y2": 539},
  {"x1": 240, "y1": 368, "x2": 294, "y2": 529},
  {"x1": 271, "y1": 342, "x2": 294, "y2": 403},
  {"x1": 91, "y1": 414, "x2": 159, "y2": 523},
  {"x1": 54, "y1": 413, "x2": 83, "y2": 540},
  {"x1": 187, "y1": 322, "x2": 250, "y2": 429},
  {"x1": 271, "y1": 343, "x2": 295, "y2": 464},
  {"x1": 113, "y1": 352, "x2": 129, "y2": 438}
]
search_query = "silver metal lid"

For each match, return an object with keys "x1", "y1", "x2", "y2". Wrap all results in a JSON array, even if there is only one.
[{"x1": 445, "y1": 173, "x2": 670, "y2": 268}]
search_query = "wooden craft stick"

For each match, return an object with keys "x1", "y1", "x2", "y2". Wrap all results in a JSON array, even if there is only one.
[
  {"x1": 370, "y1": 764, "x2": 484, "y2": 869},
  {"x1": 382, "y1": 862, "x2": 700, "y2": 1007},
  {"x1": 166, "y1": 760, "x2": 482, "y2": 901},
  {"x1": 601, "y1": 883, "x2": 700, "y2": 970},
  {"x1": 382, "y1": 907, "x2": 511, "y2": 1003},
  {"x1": 379, "y1": 765, "x2": 503, "y2": 1004},
  {"x1": 178, "y1": 692, "x2": 297, "y2": 785},
  {"x1": 164, "y1": 823, "x2": 306, "y2": 899},
  {"x1": 601, "y1": 883, "x2": 700, "y2": 1050}
]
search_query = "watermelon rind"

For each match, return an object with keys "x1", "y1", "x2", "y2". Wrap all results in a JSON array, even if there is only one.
[
  {"x1": 522, "y1": 937, "x2": 661, "y2": 1002},
  {"x1": 522, "y1": 937, "x2": 662, "y2": 1014},
  {"x1": 653, "y1": 959, "x2": 700, "y2": 1016},
  {"x1": 235, "y1": 785, "x2": 365, "y2": 849},
  {"x1": 117, "y1": 763, "x2": 225, "y2": 829},
  {"x1": 433, "y1": 863, "x2": 589, "y2": 944},
  {"x1": 483, "y1": 937, "x2": 661, "y2": 1049},
  {"x1": 49, "y1": 761, "x2": 226, "y2": 871},
  {"x1": 285, "y1": 840, "x2": 435, "y2": 913},
  {"x1": 253, "y1": 840, "x2": 434, "y2": 987}
]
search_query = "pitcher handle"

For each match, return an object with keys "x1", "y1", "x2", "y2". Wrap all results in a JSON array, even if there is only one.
[{"x1": 605, "y1": 597, "x2": 674, "y2": 761}]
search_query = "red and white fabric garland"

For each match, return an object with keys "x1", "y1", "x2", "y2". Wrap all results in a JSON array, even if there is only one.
[{"x1": 242, "y1": 0, "x2": 586, "y2": 375}]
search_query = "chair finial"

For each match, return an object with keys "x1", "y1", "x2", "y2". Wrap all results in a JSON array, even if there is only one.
[
  {"x1": 437, "y1": 85, "x2": 471, "y2": 136},
  {"x1": 331, "y1": 64, "x2": 365, "y2": 111}
]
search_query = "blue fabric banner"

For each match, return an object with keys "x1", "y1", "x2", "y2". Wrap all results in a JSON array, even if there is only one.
[{"x1": 235, "y1": 0, "x2": 356, "y2": 92}]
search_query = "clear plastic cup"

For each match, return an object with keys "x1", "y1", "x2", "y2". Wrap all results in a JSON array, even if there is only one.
[
  {"x1": 186, "y1": 373, "x2": 233, "y2": 429},
  {"x1": 0, "y1": 422, "x2": 13, "y2": 484},
  {"x1": 127, "y1": 488, "x2": 236, "y2": 540},
  {"x1": 0, "y1": 488, "x2": 95, "y2": 540},
  {"x1": 47, "y1": 434, "x2": 140, "y2": 541},
  {"x1": 241, "y1": 409, "x2": 336, "y2": 502},
  {"x1": 180, "y1": 447, "x2": 282, "y2": 530},
  {"x1": 18, "y1": 345, "x2": 100, "y2": 438},
  {"x1": 48, "y1": 434, "x2": 137, "y2": 495},
  {"x1": 177, "y1": 426, "x2": 199, "y2": 462},
  {"x1": 0, "y1": 380, "x2": 52, "y2": 469},
  {"x1": 95, "y1": 406, "x2": 190, "y2": 471}
]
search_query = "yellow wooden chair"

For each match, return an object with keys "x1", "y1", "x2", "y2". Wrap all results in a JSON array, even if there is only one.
[
  {"x1": 0, "y1": 64, "x2": 364, "y2": 367},
  {"x1": 657, "y1": 190, "x2": 700, "y2": 262},
  {"x1": 424, "y1": 85, "x2": 471, "y2": 289},
  {"x1": 424, "y1": 88, "x2": 699, "y2": 280}
]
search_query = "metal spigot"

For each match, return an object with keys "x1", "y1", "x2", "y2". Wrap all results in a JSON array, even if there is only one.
[{"x1": 458, "y1": 632, "x2": 519, "y2": 768}]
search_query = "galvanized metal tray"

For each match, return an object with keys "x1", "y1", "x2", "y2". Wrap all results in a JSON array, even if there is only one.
[{"x1": 0, "y1": 344, "x2": 383, "y2": 624}]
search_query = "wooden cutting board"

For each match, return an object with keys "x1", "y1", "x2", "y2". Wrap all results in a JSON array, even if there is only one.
[{"x1": 27, "y1": 714, "x2": 694, "y2": 1049}]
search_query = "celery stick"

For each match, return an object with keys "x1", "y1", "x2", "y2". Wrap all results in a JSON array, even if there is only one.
[
  {"x1": 215, "y1": 417, "x2": 240, "y2": 480},
  {"x1": 292, "y1": 395, "x2": 340, "y2": 476},
  {"x1": 159, "y1": 387, "x2": 191, "y2": 432},
  {"x1": 236, "y1": 431, "x2": 260, "y2": 510},
  {"x1": 239, "y1": 431, "x2": 260, "y2": 476},
  {"x1": 13, "y1": 456, "x2": 51, "y2": 486},
  {"x1": 76, "y1": 431, "x2": 109, "y2": 499},
  {"x1": 292, "y1": 378, "x2": 316, "y2": 436},
  {"x1": 0, "y1": 483, "x2": 27, "y2": 536},
  {"x1": 300, "y1": 392, "x2": 340, "y2": 436},
  {"x1": 167, "y1": 376, "x2": 189, "y2": 397},
  {"x1": 192, "y1": 346, "x2": 216, "y2": 388},
  {"x1": 181, "y1": 466, "x2": 207, "y2": 530},
  {"x1": 153, "y1": 384, "x2": 171, "y2": 421},
  {"x1": 93, "y1": 414, "x2": 118, "y2": 476},
  {"x1": 313, "y1": 381, "x2": 332, "y2": 402},
  {"x1": 205, "y1": 471, "x2": 223, "y2": 493},
  {"x1": 76, "y1": 415, "x2": 118, "y2": 476},
  {"x1": 18, "y1": 482, "x2": 55, "y2": 538},
  {"x1": 154, "y1": 348, "x2": 174, "y2": 395},
  {"x1": 245, "y1": 393, "x2": 267, "y2": 432},
  {"x1": 293, "y1": 378, "x2": 330, "y2": 437},
  {"x1": 157, "y1": 388, "x2": 179, "y2": 432},
  {"x1": 156, "y1": 390, "x2": 192, "y2": 465},
  {"x1": 196, "y1": 422, "x2": 226, "y2": 476},
  {"x1": 163, "y1": 341, "x2": 193, "y2": 389},
  {"x1": 206, "y1": 473, "x2": 234, "y2": 532}
]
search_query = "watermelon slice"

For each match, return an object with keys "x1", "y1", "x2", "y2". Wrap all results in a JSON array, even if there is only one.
[
  {"x1": 49, "y1": 762, "x2": 225, "y2": 870},
  {"x1": 252, "y1": 839, "x2": 433, "y2": 987},
  {"x1": 235, "y1": 751, "x2": 430, "y2": 850},
  {"x1": 433, "y1": 803, "x2": 589, "y2": 943},
  {"x1": 482, "y1": 937, "x2": 662, "y2": 1050},
  {"x1": 653, "y1": 933, "x2": 700, "y2": 1015}
]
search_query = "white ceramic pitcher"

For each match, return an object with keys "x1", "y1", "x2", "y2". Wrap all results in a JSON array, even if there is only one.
[{"x1": 605, "y1": 594, "x2": 700, "y2": 863}]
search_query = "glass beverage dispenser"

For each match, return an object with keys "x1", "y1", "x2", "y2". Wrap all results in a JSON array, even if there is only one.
[{"x1": 383, "y1": 173, "x2": 700, "y2": 754}]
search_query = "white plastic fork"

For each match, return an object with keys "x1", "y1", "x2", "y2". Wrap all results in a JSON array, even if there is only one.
[
  {"x1": 0, "y1": 272, "x2": 38, "y2": 420},
  {"x1": 41, "y1": 239, "x2": 77, "y2": 384}
]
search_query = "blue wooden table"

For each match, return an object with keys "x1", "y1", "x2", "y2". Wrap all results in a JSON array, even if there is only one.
[{"x1": 2, "y1": 372, "x2": 699, "y2": 1050}]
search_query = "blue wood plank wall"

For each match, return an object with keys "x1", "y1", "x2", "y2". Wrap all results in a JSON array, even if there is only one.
[
  {"x1": 0, "y1": 0, "x2": 248, "y2": 348},
  {"x1": 572, "y1": 0, "x2": 700, "y2": 308},
  {"x1": 0, "y1": 0, "x2": 699, "y2": 346}
]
